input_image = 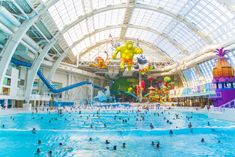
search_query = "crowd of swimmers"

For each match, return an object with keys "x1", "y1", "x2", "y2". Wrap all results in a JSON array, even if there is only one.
[{"x1": 0, "y1": 106, "x2": 222, "y2": 155}]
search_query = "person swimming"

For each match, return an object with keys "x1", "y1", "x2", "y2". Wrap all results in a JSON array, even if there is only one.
[
  {"x1": 113, "y1": 145, "x2": 117, "y2": 150},
  {"x1": 59, "y1": 142, "x2": 63, "y2": 146},
  {"x1": 201, "y1": 138, "x2": 205, "y2": 143},
  {"x1": 188, "y1": 122, "x2": 192, "y2": 128},
  {"x1": 48, "y1": 150, "x2": 52, "y2": 156},
  {"x1": 36, "y1": 148, "x2": 40, "y2": 154},
  {"x1": 38, "y1": 140, "x2": 41, "y2": 145},
  {"x1": 207, "y1": 122, "x2": 210, "y2": 126},
  {"x1": 151, "y1": 141, "x2": 154, "y2": 146},
  {"x1": 105, "y1": 140, "x2": 110, "y2": 144},
  {"x1": 122, "y1": 143, "x2": 126, "y2": 148},
  {"x1": 150, "y1": 123, "x2": 154, "y2": 129},
  {"x1": 156, "y1": 141, "x2": 160, "y2": 149},
  {"x1": 2, "y1": 124, "x2": 5, "y2": 128},
  {"x1": 32, "y1": 128, "x2": 36, "y2": 134},
  {"x1": 169, "y1": 130, "x2": 173, "y2": 135}
]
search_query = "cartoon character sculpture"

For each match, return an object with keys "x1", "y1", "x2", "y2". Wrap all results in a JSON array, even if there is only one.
[
  {"x1": 112, "y1": 41, "x2": 143, "y2": 71},
  {"x1": 90, "y1": 51, "x2": 109, "y2": 69},
  {"x1": 135, "y1": 55, "x2": 154, "y2": 74}
]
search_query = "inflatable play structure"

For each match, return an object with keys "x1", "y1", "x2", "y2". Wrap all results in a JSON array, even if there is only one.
[
  {"x1": 211, "y1": 47, "x2": 235, "y2": 107},
  {"x1": 112, "y1": 41, "x2": 143, "y2": 71},
  {"x1": 11, "y1": 58, "x2": 104, "y2": 93}
]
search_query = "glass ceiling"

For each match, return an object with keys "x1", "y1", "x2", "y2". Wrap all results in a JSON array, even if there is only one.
[{"x1": 44, "y1": 0, "x2": 235, "y2": 62}]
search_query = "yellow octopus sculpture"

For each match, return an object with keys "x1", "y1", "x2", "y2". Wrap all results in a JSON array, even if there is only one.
[{"x1": 112, "y1": 41, "x2": 143, "y2": 71}]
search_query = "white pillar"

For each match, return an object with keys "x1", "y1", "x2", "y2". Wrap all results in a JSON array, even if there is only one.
[
  {"x1": 0, "y1": 16, "x2": 39, "y2": 93},
  {"x1": 47, "y1": 51, "x2": 68, "y2": 82},
  {"x1": 24, "y1": 38, "x2": 56, "y2": 108}
]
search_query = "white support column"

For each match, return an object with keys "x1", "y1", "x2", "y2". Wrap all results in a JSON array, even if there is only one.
[
  {"x1": 0, "y1": 16, "x2": 39, "y2": 93},
  {"x1": 89, "y1": 78, "x2": 94, "y2": 106},
  {"x1": 24, "y1": 38, "x2": 56, "y2": 109},
  {"x1": 47, "y1": 52, "x2": 67, "y2": 82}
]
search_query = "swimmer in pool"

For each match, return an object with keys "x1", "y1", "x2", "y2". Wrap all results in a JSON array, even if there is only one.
[
  {"x1": 188, "y1": 122, "x2": 192, "y2": 128},
  {"x1": 122, "y1": 143, "x2": 126, "y2": 148},
  {"x1": 151, "y1": 141, "x2": 154, "y2": 146},
  {"x1": 48, "y1": 150, "x2": 52, "y2": 156},
  {"x1": 201, "y1": 138, "x2": 205, "y2": 143},
  {"x1": 36, "y1": 148, "x2": 40, "y2": 154},
  {"x1": 169, "y1": 130, "x2": 173, "y2": 135},
  {"x1": 32, "y1": 128, "x2": 36, "y2": 134},
  {"x1": 105, "y1": 140, "x2": 110, "y2": 144},
  {"x1": 156, "y1": 141, "x2": 160, "y2": 149}
]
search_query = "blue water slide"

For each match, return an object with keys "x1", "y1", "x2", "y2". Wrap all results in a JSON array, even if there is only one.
[{"x1": 11, "y1": 58, "x2": 104, "y2": 93}]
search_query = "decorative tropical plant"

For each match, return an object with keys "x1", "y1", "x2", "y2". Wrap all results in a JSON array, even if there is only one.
[{"x1": 215, "y1": 47, "x2": 230, "y2": 58}]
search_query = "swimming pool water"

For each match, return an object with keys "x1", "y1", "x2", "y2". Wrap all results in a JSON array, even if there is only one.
[{"x1": 0, "y1": 109, "x2": 235, "y2": 157}]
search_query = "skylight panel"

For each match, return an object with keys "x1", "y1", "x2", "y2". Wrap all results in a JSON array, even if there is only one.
[
  {"x1": 136, "y1": 0, "x2": 187, "y2": 14},
  {"x1": 48, "y1": 0, "x2": 85, "y2": 30},
  {"x1": 72, "y1": 28, "x2": 121, "y2": 56},
  {"x1": 156, "y1": 38, "x2": 181, "y2": 58},
  {"x1": 179, "y1": 0, "x2": 234, "y2": 43},
  {"x1": 63, "y1": 32, "x2": 73, "y2": 46},
  {"x1": 165, "y1": 22, "x2": 206, "y2": 53},
  {"x1": 126, "y1": 28, "x2": 157, "y2": 44},
  {"x1": 130, "y1": 9, "x2": 173, "y2": 32}
]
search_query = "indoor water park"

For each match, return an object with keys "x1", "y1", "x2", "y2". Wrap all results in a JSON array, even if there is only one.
[{"x1": 0, "y1": 0, "x2": 235, "y2": 157}]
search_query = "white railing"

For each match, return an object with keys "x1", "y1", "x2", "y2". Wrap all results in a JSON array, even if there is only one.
[
  {"x1": 220, "y1": 98, "x2": 235, "y2": 108},
  {"x1": 208, "y1": 92, "x2": 222, "y2": 99}
]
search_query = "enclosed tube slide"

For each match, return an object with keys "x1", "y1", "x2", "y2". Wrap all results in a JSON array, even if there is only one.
[{"x1": 11, "y1": 58, "x2": 104, "y2": 93}]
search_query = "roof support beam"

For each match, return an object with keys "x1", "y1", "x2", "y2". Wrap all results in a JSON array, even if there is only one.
[
  {"x1": 70, "y1": 24, "x2": 188, "y2": 56},
  {"x1": 47, "y1": 50, "x2": 68, "y2": 82},
  {"x1": 0, "y1": 15, "x2": 39, "y2": 94},
  {"x1": 61, "y1": 3, "x2": 211, "y2": 43},
  {"x1": 25, "y1": 38, "x2": 56, "y2": 103},
  {"x1": 78, "y1": 37, "x2": 173, "y2": 62},
  {"x1": 120, "y1": 0, "x2": 136, "y2": 38}
]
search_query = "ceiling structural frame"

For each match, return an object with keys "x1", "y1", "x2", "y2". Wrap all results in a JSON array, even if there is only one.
[
  {"x1": 70, "y1": 24, "x2": 189, "y2": 58},
  {"x1": 60, "y1": 3, "x2": 212, "y2": 44},
  {"x1": 29, "y1": 0, "x2": 76, "y2": 62},
  {"x1": 120, "y1": 0, "x2": 136, "y2": 38},
  {"x1": 0, "y1": 0, "x2": 61, "y2": 93},
  {"x1": 12, "y1": 0, "x2": 62, "y2": 57},
  {"x1": 77, "y1": 37, "x2": 173, "y2": 62},
  {"x1": 0, "y1": 15, "x2": 39, "y2": 94}
]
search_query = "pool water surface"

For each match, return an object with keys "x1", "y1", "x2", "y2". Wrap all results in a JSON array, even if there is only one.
[{"x1": 0, "y1": 108, "x2": 234, "y2": 157}]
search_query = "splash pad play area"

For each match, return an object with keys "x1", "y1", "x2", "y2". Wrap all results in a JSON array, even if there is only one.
[{"x1": 1, "y1": 1, "x2": 235, "y2": 156}]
